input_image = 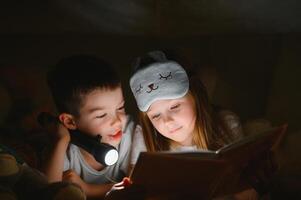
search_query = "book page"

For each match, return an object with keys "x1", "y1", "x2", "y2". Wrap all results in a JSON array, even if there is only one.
[{"x1": 130, "y1": 124, "x2": 287, "y2": 199}]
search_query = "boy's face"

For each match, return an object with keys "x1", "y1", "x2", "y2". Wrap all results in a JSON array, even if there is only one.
[{"x1": 74, "y1": 86, "x2": 126, "y2": 147}]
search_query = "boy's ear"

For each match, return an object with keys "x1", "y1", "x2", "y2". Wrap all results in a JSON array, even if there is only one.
[{"x1": 58, "y1": 113, "x2": 77, "y2": 130}]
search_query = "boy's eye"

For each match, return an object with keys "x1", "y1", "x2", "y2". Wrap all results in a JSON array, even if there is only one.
[
  {"x1": 117, "y1": 105, "x2": 125, "y2": 111},
  {"x1": 171, "y1": 104, "x2": 180, "y2": 110},
  {"x1": 96, "y1": 114, "x2": 107, "y2": 118}
]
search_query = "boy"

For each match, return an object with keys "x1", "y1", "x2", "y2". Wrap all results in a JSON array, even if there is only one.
[{"x1": 43, "y1": 55, "x2": 136, "y2": 199}]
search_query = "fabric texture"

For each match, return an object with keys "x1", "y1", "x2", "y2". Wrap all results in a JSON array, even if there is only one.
[
  {"x1": 0, "y1": 153, "x2": 86, "y2": 200},
  {"x1": 130, "y1": 51, "x2": 189, "y2": 112},
  {"x1": 216, "y1": 109, "x2": 244, "y2": 144},
  {"x1": 129, "y1": 125, "x2": 145, "y2": 165}
]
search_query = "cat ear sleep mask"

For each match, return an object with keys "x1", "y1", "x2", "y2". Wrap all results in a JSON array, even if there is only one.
[{"x1": 130, "y1": 54, "x2": 189, "y2": 112}]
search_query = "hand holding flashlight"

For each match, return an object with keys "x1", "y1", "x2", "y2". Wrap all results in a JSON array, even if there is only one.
[{"x1": 37, "y1": 112, "x2": 119, "y2": 166}]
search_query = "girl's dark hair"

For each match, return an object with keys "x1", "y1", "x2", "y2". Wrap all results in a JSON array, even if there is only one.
[{"x1": 47, "y1": 54, "x2": 120, "y2": 116}]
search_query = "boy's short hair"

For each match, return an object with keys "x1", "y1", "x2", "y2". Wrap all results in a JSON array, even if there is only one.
[{"x1": 47, "y1": 54, "x2": 120, "y2": 116}]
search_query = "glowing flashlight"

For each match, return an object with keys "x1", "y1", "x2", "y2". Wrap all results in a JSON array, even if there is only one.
[
  {"x1": 37, "y1": 112, "x2": 119, "y2": 166},
  {"x1": 69, "y1": 128, "x2": 119, "y2": 166}
]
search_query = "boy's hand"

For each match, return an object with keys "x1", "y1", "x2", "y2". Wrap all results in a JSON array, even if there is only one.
[
  {"x1": 56, "y1": 123, "x2": 71, "y2": 143},
  {"x1": 105, "y1": 177, "x2": 148, "y2": 200},
  {"x1": 38, "y1": 112, "x2": 71, "y2": 143},
  {"x1": 45, "y1": 122, "x2": 70, "y2": 143},
  {"x1": 105, "y1": 177, "x2": 137, "y2": 199},
  {"x1": 112, "y1": 177, "x2": 133, "y2": 191},
  {"x1": 63, "y1": 169, "x2": 87, "y2": 191}
]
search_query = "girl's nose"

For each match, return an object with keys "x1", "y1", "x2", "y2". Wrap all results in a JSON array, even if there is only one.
[{"x1": 163, "y1": 114, "x2": 174, "y2": 125}]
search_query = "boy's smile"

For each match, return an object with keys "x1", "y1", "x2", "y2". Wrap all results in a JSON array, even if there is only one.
[
  {"x1": 74, "y1": 86, "x2": 126, "y2": 148},
  {"x1": 108, "y1": 130, "x2": 123, "y2": 141}
]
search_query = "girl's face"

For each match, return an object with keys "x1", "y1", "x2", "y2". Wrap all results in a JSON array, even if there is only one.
[{"x1": 146, "y1": 93, "x2": 197, "y2": 146}]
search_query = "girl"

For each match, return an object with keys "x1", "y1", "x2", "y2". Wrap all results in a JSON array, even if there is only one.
[
  {"x1": 128, "y1": 50, "x2": 259, "y2": 199},
  {"x1": 129, "y1": 50, "x2": 244, "y2": 161}
]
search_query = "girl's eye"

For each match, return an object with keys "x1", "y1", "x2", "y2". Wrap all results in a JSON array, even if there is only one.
[
  {"x1": 152, "y1": 114, "x2": 161, "y2": 120},
  {"x1": 171, "y1": 104, "x2": 180, "y2": 110},
  {"x1": 96, "y1": 114, "x2": 107, "y2": 118}
]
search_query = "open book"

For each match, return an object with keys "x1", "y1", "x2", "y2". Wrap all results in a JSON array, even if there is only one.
[{"x1": 129, "y1": 124, "x2": 287, "y2": 199}]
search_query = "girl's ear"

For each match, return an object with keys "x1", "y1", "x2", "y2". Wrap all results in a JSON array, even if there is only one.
[{"x1": 58, "y1": 113, "x2": 77, "y2": 130}]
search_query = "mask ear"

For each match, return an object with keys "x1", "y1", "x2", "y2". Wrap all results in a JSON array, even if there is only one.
[{"x1": 58, "y1": 113, "x2": 77, "y2": 130}]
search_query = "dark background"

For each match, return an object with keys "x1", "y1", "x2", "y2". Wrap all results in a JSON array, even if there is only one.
[{"x1": 0, "y1": 0, "x2": 300, "y2": 197}]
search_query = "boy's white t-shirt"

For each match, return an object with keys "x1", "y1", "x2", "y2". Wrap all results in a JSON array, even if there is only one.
[
  {"x1": 130, "y1": 125, "x2": 146, "y2": 165},
  {"x1": 63, "y1": 115, "x2": 136, "y2": 184}
]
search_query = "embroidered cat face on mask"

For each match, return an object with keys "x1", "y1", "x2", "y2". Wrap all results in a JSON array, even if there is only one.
[{"x1": 130, "y1": 61, "x2": 189, "y2": 112}]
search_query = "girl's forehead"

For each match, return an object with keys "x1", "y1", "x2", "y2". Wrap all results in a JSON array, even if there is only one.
[
  {"x1": 147, "y1": 92, "x2": 194, "y2": 112},
  {"x1": 148, "y1": 98, "x2": 174, "y2": 110},
  {"x1": 147, "y1": 97, "x2": 183, "y2": 112}
]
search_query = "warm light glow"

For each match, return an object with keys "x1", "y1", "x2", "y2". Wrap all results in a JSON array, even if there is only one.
[{"x1": 104, "y1": 149, "x2": 119, "y2": 166}]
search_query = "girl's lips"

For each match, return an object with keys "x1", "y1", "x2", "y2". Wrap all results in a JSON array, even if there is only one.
[
  {"x1": 169, "y1": 126, "x2": 182, "y2": 134},
  {"x1": 109, "y1": 130, "x2": 122, "y2": 140}
]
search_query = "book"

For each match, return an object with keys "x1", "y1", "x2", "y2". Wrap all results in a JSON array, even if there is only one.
[{"x1": 129, "y1": 124, "x2": 287, "y2": 199}]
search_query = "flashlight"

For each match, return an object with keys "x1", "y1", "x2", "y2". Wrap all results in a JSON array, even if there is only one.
[
  {"x1": 68, "y1": 129, "x2": 119, "y2": 166},
  {"x1": 37, "y1": 112, "x2": 119, "y2": 166}
]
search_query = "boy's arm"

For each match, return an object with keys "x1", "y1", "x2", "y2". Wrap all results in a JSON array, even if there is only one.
[
  {"x1": 63, "y1": 169, "x2": 114, "y2": 198},
  {"x1": 43, "y1": 124, "x2": 70, "y2": 182},
  {"x1": 84, "y1": 183, "x2": 115, "y2": 199}
]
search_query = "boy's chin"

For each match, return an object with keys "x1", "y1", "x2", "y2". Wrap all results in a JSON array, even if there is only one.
[
  {"x1": 106, "y1": 137, "x2": 122, "y2": 148},
  {"x1": 105, "y1": 131, "x2": 123, "y2": 147}
]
